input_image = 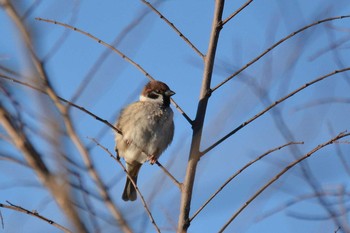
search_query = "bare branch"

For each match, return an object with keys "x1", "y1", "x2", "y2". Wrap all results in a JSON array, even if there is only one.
[
  {"x1": 211, "y1": 15, "x2": 350, "y2": 92},
  {"x1": 35, "y1": 17, "x2": 155, "y2": 81},
  {"x1": 0, "y1": 73, "x2": 121, "y2": 133},
  {"x1": 0, "y1": 153, "x2": 29, "y2": 167},
  {"x1": 291, "y1": 97, "x2": 350, "y2": 112},
  {"x1": 171, "y1": 99, "x2": 193, "y2": 125},
  {"x1": 155, "y1": 161, "x2": 182, "y2": 188},
  {"x1": 42, "y1": 0, "x2": 80, "y2": 62},
  {"x1": 256, "y1": 188, "x2": 350, "y2": 222},
  {"x1": 0, "y1": 103, "x2": 87, "y2": 232},
  {"x1": 327, "y1": 124, "x2": 350, "y2": 177},
  {"x1": 140, "y1": 0, "x2": 204, "y2": 58},
  {"x1": 21, "y1": 0, "x2": 42, "y2": 20},
  {"x1": 190, "y1": 141, "x2": 304, "y2": 221},
  {"x1": 222, "y1": 0, "x2": 254, "y2": 26},
  {"x1": 48, "y1": 96, "x2": 132, "y2": 232},
  {"x1": 218, "y1": 131, "x2": 350, "y2": 233},
  {"x1": 0, "y1": 201, "x2": 72, "y2": 233},
  {"x1": 90, "y1": 138, "x2": 161, "y2": 233},
  {"x1": 35, "y1": 17, "x2": 193, "y2": 125},
  {"x1": 202, "y1": 67, "x2": 350, "y2": 156},
  {"x1": 70, "y1": 2, "x2": 155, "y2": 104},
  {"x1": 2, "y1": 1, "x2": 131, "y2": 229},
  {"x1": 1, "y1": 73, "x2": 182, "y2": 189},
  {"x1": 70, "y1": 170, "x2": 101, "y2": 232},
  {"x1": 178, "y1": 1, "x2": 225, "y2": 232}
]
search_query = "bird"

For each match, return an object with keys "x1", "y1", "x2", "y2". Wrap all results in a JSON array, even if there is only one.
[{"x1": 115, "y1": 80, "x2": 175, "y2": 201}]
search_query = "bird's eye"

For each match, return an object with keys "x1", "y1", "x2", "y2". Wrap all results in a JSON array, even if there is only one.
[{"x1": 148, "y1": 91, "x2": 160, "y2": 99}]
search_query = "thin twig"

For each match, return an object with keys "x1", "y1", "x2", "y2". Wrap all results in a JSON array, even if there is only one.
[
  {"x1": 171, "y1": 99, "x2": 193, "y2": 125},
  {"x1": 35, "y1": 17, "x2": 193, "y2": 125},
  {"x1": 328, "y1": 124, "x2": 350, "y2": 177},
  {"x1": 89, "y1": 138, "x2": 161, "y2": 233},
  {"x1": 35, "y1": 17, "x2": 155, "y2": 81},
  {"x1": 221, "y1": 0, "x2": 254, "y2": 26},
  {"x1": 70, "y1": 170, "x2": 101, "y2": 232},
  {"x1": 3, "y1": 2, "x2": 129, "y2": 229},
  {"x1": 155, "y1": 160, "x2": 182, "y2": 188},
  {"x1": 218, "y1": 131, "x2": 350, "y2": 232},
  {"x1": 0, "y1": 208, "x2": 3, "y2": 229},
  {"x1": 256, "y1": 189, "x2": 350, "y2": 222},
  {"x1": 0, "y1": 74, "x2": 121, "y2": 133},
  {"x1": 291, "y1": 98, "x2": 350, "y2": 112},
  {"x1": 201, "y1": 67, "x2": 350, "y2": 156},
  {"x1": 0, "y1": 154, "x2": 29, "y2": 167},
  {"x1": 21, "y1": 0, "x2": 42, "y2": 20},
  {"x1": 1, "y1": 73, "x2": 182, "y2": 189},
  {"x1": 70, "y1": 1, "x2": 157, "y2": 104},
  {"x1": 190, "y1": 141, "x2": 303, "y2": 221},
  {"x1": 42, "y1": 0, "x2": 80, "y2": 62},
  {"x1": 140, "y1": 0, "x2": 204, "y2": 59},
  {"x1": 0, "y1": 201, "x2": 72, "y2": 233},
  {"x1": 211, "y1": 15, "x2": 350, "y2": 92},
  {"x1": 0, "y1": 102, "x2": 87, "y2": 233}
]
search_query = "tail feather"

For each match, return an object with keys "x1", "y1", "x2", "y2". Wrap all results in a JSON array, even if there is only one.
[
  {"x1": 122, "y1": 162, "x2": 141, "y2": 201},
  {"x1": 122, "y1": 175, "x2": 138, "y2": 201}
]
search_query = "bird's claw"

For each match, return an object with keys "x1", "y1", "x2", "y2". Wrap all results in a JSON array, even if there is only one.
[
  {"x1": 125, "y1": 139, "x2": 132, "y2": 145},
  {"x1": 148, "y1": 155, "x2": 157, "y2": 165}
]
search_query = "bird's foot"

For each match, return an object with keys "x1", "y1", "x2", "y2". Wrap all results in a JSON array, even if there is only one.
[
  {"x1": 115, "y1": 148, "x2": 120, "y2": 160},
  {"x1": 125, "y1": 139, "x2": 132, "y2": 145},
  {"x1": 148, "y1": 155, "x2": 157, "y2": 165}
]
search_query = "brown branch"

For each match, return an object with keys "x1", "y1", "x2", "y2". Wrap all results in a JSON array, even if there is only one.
[
  {"x1": 177, "y1": 1, "x2": 225, "y2": 232},
  {"x1": 21, "y1": 0, "x2": 42, "y2": 20},
  {"x1": 70, "y1": 2, "x2": 155, "y2": 104},
  {"x1": 35, "y1": 17, "x2": 155, "y2": 81},
  {"x1": 171, "y1": 98, "x2": 193, "y2": 125},
  {"x1": 221, "y1": 0, "x2": 254, "y2": 26},
  {"x1": 291, "y1": 97, "x2": 350, "y2": 112},
  {"x1": 2, "y1": 1, "x2": 131, "y2": 230},
  {"x1": 0, "y1": 154, "x2": 29, "y2": 167},
  {"x1": 90, "y1": 138, "x2": 161, "y2": 233},
  {"x1": 35, "y1": 17, "x2": 193, "y2": 125},
  {"x1": 0, "y1": 103, "x2": 87, "y2": 232},
  {"x1": 218, "y1": 131, "x2": 350, "y2": 232},
  {"x1": 328, "y1": 124, "x2": 350, "y2": 176},
  {"x1": 140, "y1": 0, "x2": 204, "y2": 59},
  {"x1": 155, "y1": 161, "x2": 182, "y2": 188},
  {"x1": 70, "y1": 170, "x2": 101, "y2": 232},
  {"x1": 48, "y1": 96, "x2": 132, "y2": 232},
  {"x1": 42, "y1": 0, "x2": 80, "y2": 62},
  {"x1": 1, "y1": 73, "x2": 181, "y2": 188},
  {"x1": 202, "y1": 67, "x2": 350, "y2": 156},
  {"x1": 256, "y1": 188, "x2": 350, "y2": 222},
  {"x1": 0, "y1": 73, "x2": 121, "y2": 133},
  {"x1": 190, "y1": 141, "x2": 304, "y2": 222},
  {"x1": 0, "y1": 201, "x2": 72, "y2": 233},
  {"x1": 211, "y1": 15, "x2": 350, "y2": 92}
]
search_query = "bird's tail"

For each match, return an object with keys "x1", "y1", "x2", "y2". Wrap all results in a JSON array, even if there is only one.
[{"x1": 122, "y1": 162, "x2": 142, "y2": 201}]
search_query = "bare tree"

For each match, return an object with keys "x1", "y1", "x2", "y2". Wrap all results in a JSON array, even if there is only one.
[{"x1": 1, "y1": 0, "x2": 350, "y2": 232}]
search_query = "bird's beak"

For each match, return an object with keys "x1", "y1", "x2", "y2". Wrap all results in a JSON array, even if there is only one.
[{"x1": 165, "y1": 90, "x2": 176, "y2": 97}]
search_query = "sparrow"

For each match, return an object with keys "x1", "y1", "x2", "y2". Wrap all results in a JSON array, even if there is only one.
[{"x1": 115, "y1": 80, "x2": 175, "y2": 201}]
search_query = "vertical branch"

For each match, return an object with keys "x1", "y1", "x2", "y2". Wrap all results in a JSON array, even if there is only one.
[{"x1": 177, "y1": 0, "x2": 225, "y2": 232}]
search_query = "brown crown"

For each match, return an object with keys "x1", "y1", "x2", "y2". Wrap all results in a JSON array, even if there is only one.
[{"x1": 142, "y1": 80, "x2": 171, "y2": 95}]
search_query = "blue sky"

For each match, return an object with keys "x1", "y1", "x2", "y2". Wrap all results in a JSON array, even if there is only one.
[{"x1": 1, "y1": 0, "x2": 350, "y2": 232}]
